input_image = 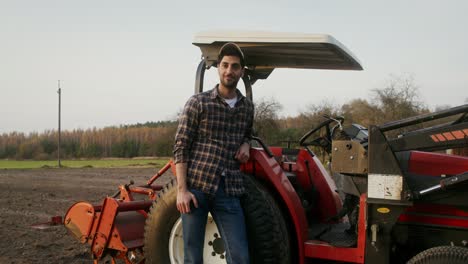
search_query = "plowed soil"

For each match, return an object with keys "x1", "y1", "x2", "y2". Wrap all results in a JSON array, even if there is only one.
[{"x1": 0, "y1": 167, "x2": 173, "y2": 264}]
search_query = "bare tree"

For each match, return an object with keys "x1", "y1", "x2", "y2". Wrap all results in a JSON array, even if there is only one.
[
  {"x1": 253, "y1": 97, "x2": 283, "y2": 142},
  {"x1": 371, "y1": 74, "x2": 428, "y2": 124},
  {"x1": 341, "y1": 99, "x2": 380, "y2": 128},
  {"x1": 299, "y1": 100, "x2": 340, "y2": 131}
]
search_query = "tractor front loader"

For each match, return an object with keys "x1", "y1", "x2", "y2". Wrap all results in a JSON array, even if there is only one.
[
  {"x1": 329, "y1": 104, "x2": 468, "y2": 263},
  {"x1": 61, "y1": 31, "x2": 468, "y2": 264}
]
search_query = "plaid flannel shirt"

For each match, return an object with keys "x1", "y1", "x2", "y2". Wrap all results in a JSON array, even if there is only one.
[{"x1": 173, "y1": 86, "x2": 254, "y2": 196}]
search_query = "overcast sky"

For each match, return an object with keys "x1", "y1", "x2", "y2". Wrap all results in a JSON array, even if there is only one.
[{"x1": 1, "y1": 0, "x2": 467, "y2": 133}]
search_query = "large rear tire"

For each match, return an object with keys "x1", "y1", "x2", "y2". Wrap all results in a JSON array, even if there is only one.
[
  {"x1": 143, "y1": 175, "x2": 291, "y2": 264},
  {"x1": 407, "y1": 246, "x2": 468, "y2": 264}
]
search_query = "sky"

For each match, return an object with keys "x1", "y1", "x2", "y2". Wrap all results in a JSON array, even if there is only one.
[{"x1": 1, "y1": 0, "x2": 467, "y2": 133}]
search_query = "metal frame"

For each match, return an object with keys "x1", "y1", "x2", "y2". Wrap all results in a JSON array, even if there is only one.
[
  {"x1": 64, "y1": 162, "x2": 176, "y2": 263},
  {"x1": 305, "y1": 194, "x2": 367, "y2": 263},
  {"x1": 363, "y1": 104, "x2": 468, "y2": 263}
]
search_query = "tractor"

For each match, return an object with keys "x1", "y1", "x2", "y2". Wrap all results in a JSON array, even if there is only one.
[{"x1": 63, "y1": 31, "x2": 468, "y2": 263}]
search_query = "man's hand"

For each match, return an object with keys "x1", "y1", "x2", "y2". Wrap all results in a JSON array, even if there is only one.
[
  {"x1": 177, "y1": 189, "x2": 198, "y2": 214},
  {"x1": 235, "y1": 142, "x2": 250, "y2": 163}
]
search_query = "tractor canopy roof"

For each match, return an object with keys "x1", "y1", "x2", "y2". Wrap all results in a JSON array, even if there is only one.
[{"x1": 193, "y1": 30, "x2": 363, "y2": 81}]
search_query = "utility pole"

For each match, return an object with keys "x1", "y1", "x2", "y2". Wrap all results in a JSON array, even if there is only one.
[{"x1": 57, "y1": 80, "x2": 62, "y2": 168}]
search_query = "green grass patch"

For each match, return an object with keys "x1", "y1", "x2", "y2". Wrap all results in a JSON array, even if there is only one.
[{"x1": 0, "y1": 158, "x2": 170, "y2": 169}]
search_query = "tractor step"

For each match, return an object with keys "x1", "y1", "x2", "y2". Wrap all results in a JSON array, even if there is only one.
[{"x1": 308, "y1": 222, "x2": 357, "y2": 248}]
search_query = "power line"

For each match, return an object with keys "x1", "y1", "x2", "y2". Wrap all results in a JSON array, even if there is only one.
[{"x1": 57, "y1": 80, "x2": 62, "y2": 168}]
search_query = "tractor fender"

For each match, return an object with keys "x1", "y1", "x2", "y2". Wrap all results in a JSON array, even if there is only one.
[
  {"x1": 297, "y1": 151, "x2": 342, "y2": 220},
  {"x1": 247, "y1": 148, "x2": 308, "y2": 264}
]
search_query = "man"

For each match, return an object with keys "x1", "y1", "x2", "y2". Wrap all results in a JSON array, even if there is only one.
[{"x1": 173, "y1": 42, "x2": 254, "y2": 264}]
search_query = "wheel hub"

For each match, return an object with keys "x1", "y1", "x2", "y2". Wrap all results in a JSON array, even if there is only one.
[
  {"x1": 211, "y1": 236, "x2": 225, "y2": 254},
  {"x1": 169, "y1": 214, "x2": 227, "y2": 263}
]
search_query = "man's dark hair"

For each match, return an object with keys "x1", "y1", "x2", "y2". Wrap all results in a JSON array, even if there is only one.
[{"x1": 218, "y1": 42, "x2": 245, "y2": 68}]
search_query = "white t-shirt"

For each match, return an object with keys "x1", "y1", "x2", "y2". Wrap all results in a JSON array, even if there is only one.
[{"x1": 224, "y1": 96, "x2": 238, "y2": 108}]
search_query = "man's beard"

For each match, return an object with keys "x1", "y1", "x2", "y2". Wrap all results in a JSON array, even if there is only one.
[{"x1": 221, "y1": 77, "x2": 239, "y2": 89}]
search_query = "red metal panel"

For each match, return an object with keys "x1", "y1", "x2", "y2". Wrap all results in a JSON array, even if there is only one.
[
  {"x1": 297, "y1": 150, "x2": 341, "y2": 220},
  {"x1": 398, "y1": 214, "x2": 468, "y2": 229},
  {"x1": 402, "y1": 203, "x2": 468, "y2": 217},
  {"x1": 108, "y1": 211, "x2": 147, "y2": 251},
  {"x1": 116, "y1": 200, "x2": 153, "y2": 212},
  {"x1": 452, "y1": 130, "x2": 465, "y2": 139},
  {"x1": 247, "y1": 148, "x2": 308, "y2": 264},
  {"x1": 91, "y1": 198, "x2": 119, "y2": 259},
  {"x1": 305, "y1": 242, "x2": 364, "y2": 263},
  {"x1": 269, "y1": 146, "x2": 283, "y2": 157},
  {"x1": 435, "y1": 134, "x2": 447, "y2": 141},
  {"x1": 304, "y1": 194, "x2": 367, "y2": 263},
  {"x1": 398, "y1": 203, "x2": 468, "y2": 229},
  {"x1": 63, "y1": 201, "x2": 96, "y2": 243},
  {"x1": 408, "y1": 151, "x2": 468, "y2": 176},
  {"x1": 442, "y1": 132, "x2": 455, "y2": 140}
]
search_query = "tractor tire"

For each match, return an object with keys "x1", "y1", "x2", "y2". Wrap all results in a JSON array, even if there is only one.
[
  {"x1": 242, "y1": 174, "x2": 291, "y2": 263},
  {"x1": 143, "y1": 175, "x2": 291, "y2": 264},
  {"x1": 143, "y1": 179, "x2": 181, "y2": 263},
  {"x1": 407, "y1": 246, "x2": 468, "y2": 264}
]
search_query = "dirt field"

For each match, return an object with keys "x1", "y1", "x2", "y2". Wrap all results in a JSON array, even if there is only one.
[{"x1": 0, "y1": 167, "x2": 173, "y2": 264}]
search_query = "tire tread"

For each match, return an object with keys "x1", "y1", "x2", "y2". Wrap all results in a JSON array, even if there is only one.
[{"x1": 407, "y1": 246, "x2": 468, "y2": 264}]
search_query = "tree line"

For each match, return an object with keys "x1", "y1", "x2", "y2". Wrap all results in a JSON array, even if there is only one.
[
  {"x1": 1, "y1": 76, "x2": 461, "y2": 160},
  {"x1": 0, "y1": 125, "x2": 177, "y2": 160}
]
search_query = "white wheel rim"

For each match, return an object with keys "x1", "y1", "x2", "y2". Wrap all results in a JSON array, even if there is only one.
[
  {"x1": 169, "y1": 217, "x2": 184, "y2": 263},
  {"x1": 169, "y1": 213, "x2": 227, "y2": 264}
]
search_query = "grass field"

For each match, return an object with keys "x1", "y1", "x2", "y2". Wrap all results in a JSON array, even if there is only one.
[{"x1": 0, "y1": 158, "x2": 170, "y2": 169}]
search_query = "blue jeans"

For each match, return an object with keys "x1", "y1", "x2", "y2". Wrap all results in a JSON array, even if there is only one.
[{"x1": 181, "y1": 178, "x2": 249, "y2": 264}]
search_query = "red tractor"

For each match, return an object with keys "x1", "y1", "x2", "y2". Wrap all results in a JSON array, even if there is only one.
[{"x1": 63, "y1": 31, "x2": 468, "y2": 263}]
